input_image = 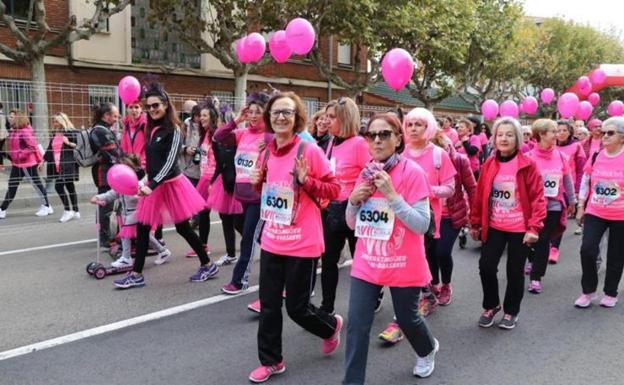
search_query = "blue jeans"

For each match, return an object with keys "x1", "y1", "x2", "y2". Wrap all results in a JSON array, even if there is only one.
[
  {"x1": 230, "y1": 202, "x2": 261, "y2": 287},
  {"x1": 344, "y1": 277, "x2": 435, "y2": 385}
]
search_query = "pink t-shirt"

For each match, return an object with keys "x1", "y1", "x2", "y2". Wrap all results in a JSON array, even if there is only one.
[
  {"x1": 403, "y1": 143, "x2": 456, "y2": 237},
  {"x1": 233, "y1": 128, "x2": 265, "y2": 184},
  {"x1": 198, "y1": 135, "x2": 216, "y2": 182},
  {"x1": 527, "y1": 147, "x2": 569, "y2": 202},
  {"x1": 329, "y1": 136, "x2": 371, "y2": 201},
  {"x1": 490, "y1": 157, "x2": 527, "y2": 233},
  {"x1": 589, "y1": 140, "x2": 602, "y2": 159},
  {"x1": 52, "y1": 134, "x2": 64, "y2": 173},
  {"x1": 479, "y1": 132, "x2": 488, "y2": 147},
  {"x1": 585, "y1": 149, "x2": 624, "y2": 221},
  {"x1": 260, "y1": 142, "x2": 333, "y2": 258},
  {"x1": 457, "y1": 135, "x2": 481, "y2": 172},
  {"x1": 351, "y1": 158, "x2": 432, "y2": 287},
  {"x1": 557, "y1": 142, "x2": 584, "y2": 186},
  {"x1": 443, "y1": 127, "x2": 459, "y2": 146}
]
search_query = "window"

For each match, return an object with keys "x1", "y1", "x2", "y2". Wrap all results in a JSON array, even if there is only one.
[
  {"x1": 337, "y1": 43, "x2": 352, "y2": 66},
  {"x1": 2, "y1": 0, "x2": 34, "y2": 20},
  {"x1": 211, "y1": 91, "x2": 235, "y2": 108},
  {"x1": 0, "y1": 79, "x2": 33, "y2": 112},
  {"x1": 96, "y1": 17, "x2": 110, "y2": 33},
  {"x1": 302, "y1": 97, "x2": 320, "y2": 117},
  {"x1": 88, "y1": 85, "x2": 118, "y2": 109}
]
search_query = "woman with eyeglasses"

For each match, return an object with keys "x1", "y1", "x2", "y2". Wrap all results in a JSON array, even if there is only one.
[
  {"x1": 44, "y1": 113, "x2": 80, "y2": 223},
  {"x1": 319, "y1": 97, "x2": 371, "y2": 316},
  {"x1": 344, "y1": 113, "x2": 439, "y2": 384},
  {"x1": 524, "y1": 119, "x2": 576, "y2": 293},
  {"x1": 247, "y1": 92, "x2": 341, "y2": 383},
  {"x1": 470, "y1": 117, "x2": 546, "y2": 330},
  {"x1": 214, "y1": 93, "x2": 271, "y2": 306},
  {"x1": 113, "y1": 83, "x2": 218, "y2": 289},
  {"x1": 575, "y1": 117, "x2": 624, "y2": 308}
]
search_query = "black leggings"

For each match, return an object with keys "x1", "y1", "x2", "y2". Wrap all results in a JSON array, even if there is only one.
[
  {"x1": 220, "y1": 213, "x2": 244, "y2": 257},
  {"x1": 54, "y1": 180, "x2": 78, "y2": 212},
  {"x1": 133, "y1": 220, "x2": 210, "y2": 274},
  {"x1": 1, "y1": 165, "x2": 49, "y2": 210},
  {"x1": 199, "y1": 209, "x2": 211, "y2": 246},
  {"x1": 528, "y1": 210, "x2": 560, "y2": 281}
]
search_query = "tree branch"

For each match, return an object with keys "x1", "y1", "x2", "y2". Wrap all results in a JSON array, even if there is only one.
[{"x1": 0, "y1": 2, "x2": 32, "y2": 49}]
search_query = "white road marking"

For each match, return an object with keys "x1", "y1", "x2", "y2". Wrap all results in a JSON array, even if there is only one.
[
  {"x1": 0, "y1": 221, "x2": 222, "y2": 256},
  {"x1": 0, "y1": 260, "x2": 352, "y2": 361}
]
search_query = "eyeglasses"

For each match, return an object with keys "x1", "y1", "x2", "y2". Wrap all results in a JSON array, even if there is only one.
[
  {"x1": 270, "y1": 109, "x2": 295, "y2": 118},
  {"x1": 364, "y1": 130, "x2": 394, "y2": 142},
  {"x1": 601, "y1": 130, "x2": 619, "y2": 137},
  {"x1": 337, "y1": 96, "x2": 348, "y2": 105},
  {"x1": 145, "y1": 102, "x2": 162, "y2": 110}
]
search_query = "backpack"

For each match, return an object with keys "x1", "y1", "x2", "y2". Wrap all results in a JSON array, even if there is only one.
[
  {"x1": 74, "y1": 128, "x2": 96, "y2": 167},
  {"x1": 212, "y1": 141, "x2": 237, "y2": 194}
]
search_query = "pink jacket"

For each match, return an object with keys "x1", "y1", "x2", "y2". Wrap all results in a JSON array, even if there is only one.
[
  {"x1": 120, "y1": 113, "x2": 147, "y2": 169},
  {"x1": 447, "y1": 151, "x2": 477, "y2": 229},
  {"x1": 8, "y1": 125, "x2": 43, "y2": 168}
]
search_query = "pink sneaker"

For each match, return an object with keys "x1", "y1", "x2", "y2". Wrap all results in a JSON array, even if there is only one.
[
  {"x1": 599, "y1": 295, "x2": 618, "y2": 308},
  {"x1": 185, "y1": 245, "x2": 210, "y2": 258},
  {"x1": 248, "y1": 299, "x2": 261, "y2": 313},
  {"x1": 248, "y1": 361, "x2": 286, "y2": 383},
  {"x1": 322, "y1": 314, "x2": 343, "y2": 355},
  {"x1": 524, "y1": 262, "x2": 532, "y2": 275},
  {"x1": 528, "y1": 280, "x2": 542, "y2": 294},
  {"x1": 438, "y1": 284, "x2": 452, "y2": 306},
  {"x1": 548, "y1": 247, "x2": 559, "y2": 264},
  {"x1": 574, "y1": 292, "x2": 597, "y2": 308},
  {"x1": 431, "y1": 284, "x2": 441, "y2": 297}
]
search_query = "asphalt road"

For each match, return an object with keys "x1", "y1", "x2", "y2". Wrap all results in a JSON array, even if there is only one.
[{"x1": 1, "y1": 208, "x2": 623, "y2": 385}]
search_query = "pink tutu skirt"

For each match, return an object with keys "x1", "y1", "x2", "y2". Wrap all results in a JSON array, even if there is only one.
[
  {"x1": 136, "y1": 174, "x2": 207, "y2": 227},
  {"x1": 206, "y1": 175, "x2": 243, "y2": 214},
  {"x1": 196, "y1": 175, "x2": 211, "y2": 200}
]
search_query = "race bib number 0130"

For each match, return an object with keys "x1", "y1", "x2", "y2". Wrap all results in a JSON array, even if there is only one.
[
  {"x1": 355, "y1": 198, "x2": 395, "y2": 241},
  {"x1": 234, "y1": 151, "x2": 259, "y2": 177},
  {"x1": 591, "y1": 180, "x2": 621, "y2": 206},
  {"x1": 261, "y1": 184, "x2": 295, "y2": 225}
]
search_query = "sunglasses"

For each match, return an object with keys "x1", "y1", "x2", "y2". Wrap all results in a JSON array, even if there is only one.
[
  {"x1": 364, "y1": 130, "x2": 394, "y2": 141},
  {"x1": 270, "y1": 109, "x2": 295, "y2": 118},
  {"x1": 145, "y1": 102, "x2": 163, "y2": 110},
  {"x1": 601, "y1": 130, "x2": 619, "y2": 137}
]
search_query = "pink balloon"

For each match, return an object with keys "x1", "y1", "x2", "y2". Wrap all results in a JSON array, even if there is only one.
[
  {"x1": 481, "y1": 99, "x2": 499, "y2": 120},
  {"x1": 499, "y1": 100, "x2": 519, "y2": 118},
  {"x1": 118, "y1": 76, "x2": 141, "y2": 105},
  {"x1": 523, "y1": 96, "x2": 538, "y2": 115},
  {"x1": 518, "y1": 102, "x2": 526, "y2": 114},
  {"x1": 607, "y1": 100, "x2": 624, "y2": 116},
  {"x1": 557, "y1": 92, "x2": 580, "y2": 118},
  {"x1": 244, "y1": 32, "x2": 266, "y2": 63},
  {"x1": 268, "y1": 30, "x2": 292, "y2": 63},
  {"x1": 540, "y1": 88, "x2": 555, "y2": 104},
  {"x1": 576, "y1": 76, "x2": 590, "y2": 89},
  {"x1": 236, "y1": 36, "x2": 251, "y2": 64},
  {"x1": 575, "y1": 101, "x2": 593, "y2": 121},
  {"x1": 285, "y1": 18, "x2": 315, "y2": 55},
  {"x1": 107, "y1": 164, "x2": 138, "y2": 195},
  {"x1": 381, "y1": 48, "x2": 414, "y2": 92},
  {"x1": 590, "y1": 69, "x2": 607, "y2": 86},
  {"x1": 587, "y1": 93, "x2": 600, "y2": 106}
]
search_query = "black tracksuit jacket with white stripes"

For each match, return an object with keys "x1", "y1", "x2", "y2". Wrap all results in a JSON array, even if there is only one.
[{"x1": 145, "y1": 124, "x2": 182, "y2": 190}]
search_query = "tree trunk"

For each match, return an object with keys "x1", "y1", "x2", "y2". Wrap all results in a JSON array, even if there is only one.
[
  {"x1": 29, "y1": 56, "x2": 49, "y2": 137},
  {"x1": 234, "y1": 70, "x2": 248, "y2": 110}
]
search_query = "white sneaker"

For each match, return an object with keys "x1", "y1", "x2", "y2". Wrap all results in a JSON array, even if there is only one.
[
  {"x1": 35, "y1": 205, "x2": 51, "y2": 217},
  {"x1": 414, "y1": 338, "x2": 439, "y2": 378},
  {"x1": 0, "y1": 209, "x2": 6, "y2": 219},
  {"x1": 47, "y1": 206, "x2": 54, "y2": 214},
  {"x1": 73, "y1": 211, "x2": 81, "y2": 219},
  {"x1": 574, "y1": 227, "x2": 583, "y2": 235},
  {"x1": 59, "y1": 210, "x2": 75, "y2": 223},
  {"x1": 154, "y1": 249, "x2": 172, "y2": 265},
  {"x1": 214, "y1": 254, "x2": 238, "y2": 266},
  {"x1": 111, "y1": 256, "x2": 133, "y2": 268}
]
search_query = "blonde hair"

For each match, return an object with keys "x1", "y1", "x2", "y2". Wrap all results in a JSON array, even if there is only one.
[
  {"x1": 12, "y1": 110, "x2": 30, "y2": 129},
  {"x1": 325, "y1": 97, "x2": 360, "y2": 138},
  {"x1": 51, "y1": 112, "x2": 75, "y2": 132},
  {"x1": 531, "y1": 119, "x2": 556, "y2": 142}
]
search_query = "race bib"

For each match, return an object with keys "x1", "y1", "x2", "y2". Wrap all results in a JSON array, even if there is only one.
[
  {"x1": 261, "y1": 184, "x2": 295, "y2": 225},
  {"x1": 234, "y1": 151, "x2": 259, "y2": 177},
  {"x1": 355, "y1": 198, "x2": 395, "y2": 241},
  {"x1": 592, "y1": 180, "x2": 621, "y2": 206},
  {"x1": 491, "y1": 182, "x2": 516, "y2": 209},
  {"x1": 543, "y1": 174, "x2": 560, "y2": 198}
]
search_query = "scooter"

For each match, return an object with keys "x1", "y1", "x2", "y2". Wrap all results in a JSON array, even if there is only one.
[{"x1": 86, "y1": 205, "x2": 133, "y2": 279}]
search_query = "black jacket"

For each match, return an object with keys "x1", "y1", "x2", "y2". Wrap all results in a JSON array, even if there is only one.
[
  {"x1": 44, "y1": 131, "x2": 79, "y2": 181},
  {"x1": 146, "y1": 125, "x2": 182, "y2": 190},
  {"x1": 89, "y1": 121, "x2": 119, "y2": 188}
]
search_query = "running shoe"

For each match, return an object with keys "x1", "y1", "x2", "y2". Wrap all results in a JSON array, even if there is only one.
[
  {"x1": 222, "y1": 282, "x2": 246, "y2": 295},
  {"x1": 458, "y1": 233, "x2": 467, "y2": 249},
  {"x1": 498, "y1": 314, "x2": 518, "y2": 330},
  {"x1": 574, "y1": 227, "x2": 583, "y2": 235},
  {"x1": 59, "y1": 210, "x2": 74, "y2": 223},
  {"x1": 548, "y1": 246, "x2": 559, "y2": 264},
  {"x1": 438, "y1": 284, "x2": 453, "y2": 306},
  {"x1": 418, "y1": 294, "x2": 438, "y2": 317},
  {"x1": 248, "y1": 299, "x2": 261, "y2": 313},
  {"x1": 431, "y1": 284, "x2": 441, "y2": 297},
  {"x1": 413, "y1": 338, "x2": 439, "y2": 378},
  {"x1": 322, "y1": 314, "x2": 343, "y2": 355},
  {"x1": 111, "y1": 256, "x2": 133, "y2": 268},
  {"x1": 189, "y1": 263, "x2": 218, "y2": 282},
  {"x1": 478, "y1": 305, "x2": 502, "y2": 328},
  {"x1": 154, "y1": 249, "x2": 172, "y2": 265},
  {"x1": 0, "y1": 209, "x2": 6, "y2": 219},
  {"x1": 73, "y1": 211, "x2": 81, "y2": 219},
  {"x1": 114, "y1": 273, "x2": 145, "y2": 289},
  {"x1": 379, "y1": 322, "x2": 404, "y2": 344},
  {"x1": 248, "y1": 361, "x2": 285, "y2": 383},
  {"x1": 528, "y1": 280, "x2": 542, "y2": 294},
  {"x1": 524, "y1": 262, "x2": 533, "y2": 275},
  {"x1": 215, "y1": 254, "x2": 238, "y2": 266},
  {"x1": 35, "y1": 205, "x2": 51, "y2": 217},
  {"x1": 599, "y1": 295, "x2": 618, "y2": 308},
  {"x1": 574, "y1": 292, "x2": 597, "y2": 308}
]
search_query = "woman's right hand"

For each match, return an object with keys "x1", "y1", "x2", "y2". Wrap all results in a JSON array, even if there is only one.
[
  {"x1": 349, "y1": 183, "x2": 374, "y2": 205},
  {"x1": 469, "y1": 227, "x2": 481, "y2": 241},
  {"x1": 250, "y1": 167, "x2": 263, "y2": 185},
  {"x1": 235, "y1": 105, "x2": 249, "y2": 125},
  {"x1": 90, "y1": 196, "x2": 100, "y2": 205},
  {"x1": 576, "y1": 205, "x2": 585, "y2": 226}
]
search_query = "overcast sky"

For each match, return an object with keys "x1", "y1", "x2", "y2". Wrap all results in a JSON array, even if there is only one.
[{"x1": 522, "y1": 0, "x2": 624, "y2": 37}]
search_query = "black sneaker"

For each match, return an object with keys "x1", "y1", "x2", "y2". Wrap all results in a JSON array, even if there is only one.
[
  {"x1": 498, "y1": 314, "x2": 518, "y2": 330},
  {"x1": 478, "y1": 305, "x2": 502, "y2": 328}
]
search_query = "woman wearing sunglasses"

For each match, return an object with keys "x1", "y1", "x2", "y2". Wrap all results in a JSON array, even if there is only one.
[
  {"x1": 113, "y1": 83, "x2": 218, "y2": 289},
  {"x1": 247, "y1": 92, "x2": 341, "y2": 383},
  {"x1": 575, "y1": 117, "x2": 624, "y2": 308},
  {"x1": 344, "y1": 113, "x2": 439, "y2": 384},
  {"x1": 470, "y1": 117, "x2": 546, "y2": 330}
]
